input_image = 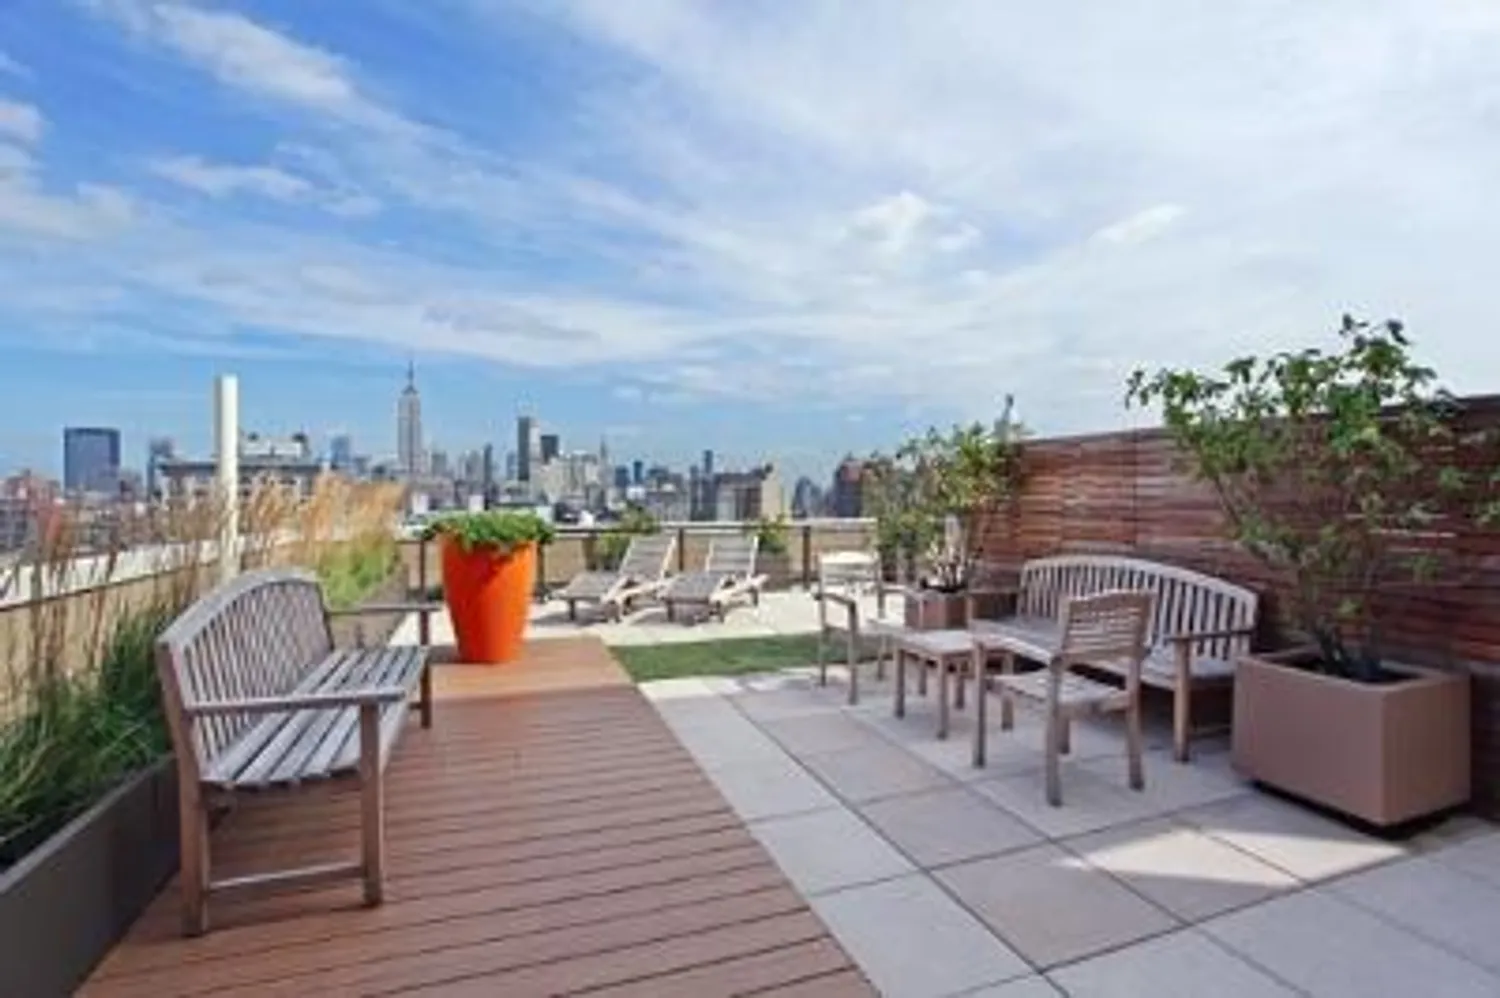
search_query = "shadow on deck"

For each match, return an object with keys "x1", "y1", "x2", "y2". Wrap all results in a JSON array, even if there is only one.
[{"x1": 81, "y1": 638, "x2": 871, "y2": 997}]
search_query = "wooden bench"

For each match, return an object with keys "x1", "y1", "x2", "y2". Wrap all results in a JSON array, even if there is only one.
[
  {"x1": 970, "y1": 554, "x2": 1259, "y2": 761},
  {"x1": 155, "y1": 568, "x2": 433, "y2": 935}
]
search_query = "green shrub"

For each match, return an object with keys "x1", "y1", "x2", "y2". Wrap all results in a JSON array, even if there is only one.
[
  {"x1": 0, "y1": 606, "x2": 171, "y2": 868},
  {"x1": 317, "y1": 536, "x2": 399, "y2": 610},
  {"x1": 424, "y1": 511, "x2": 555, "y2": 553},
  {"x1": 746, "y1": 515, "x2": 790, "y2": 556},
  {"x1": 596, "y1": 507, "x2": 659, "y2": 569}
]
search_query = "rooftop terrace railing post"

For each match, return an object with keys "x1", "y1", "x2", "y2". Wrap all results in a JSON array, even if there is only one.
[
  {"x1": 417, "y1": 536, "x2": 428, "y2": 599},
  {"x1": 534, "y1": 542, "x2": 547, "y2": 601},
  {"x1": 801, "y1": 523, "x2": 812, "y2": 589},
  {"x1": 676, "y1": 525, "x2": 687, "y2": 572}
]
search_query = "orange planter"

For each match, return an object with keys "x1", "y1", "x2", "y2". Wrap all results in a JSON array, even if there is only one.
[{"x1": 440, "y1": 539, "x2": 537, "y2": 664}]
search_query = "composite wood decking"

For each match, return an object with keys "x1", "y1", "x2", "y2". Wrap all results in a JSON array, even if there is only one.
[{"x1": 81, "y1": 638, "x2": 873, "y2": 997}]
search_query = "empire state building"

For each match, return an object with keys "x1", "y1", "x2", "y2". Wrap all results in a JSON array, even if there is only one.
[{"x1": 397, "y1": 361, "x2": 424, "y2": 477}]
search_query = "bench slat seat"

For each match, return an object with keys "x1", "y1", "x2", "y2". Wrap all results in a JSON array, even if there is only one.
[
  {"x1": 156, "y1": 567, "x2": 433, "y2": 936},
  {"x1": 206, "y1": 646, "x2": 424, "y2": 788}
]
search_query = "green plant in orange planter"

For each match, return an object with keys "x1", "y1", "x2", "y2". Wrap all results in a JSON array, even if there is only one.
[{"x1": 424, "y1": 512, "x2": 554, "y2": 664}]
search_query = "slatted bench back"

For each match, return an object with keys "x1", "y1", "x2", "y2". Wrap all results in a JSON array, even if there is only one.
[
  {"x1": 1018, "y1": 555, "x2": 1258, "y2": 661},
  {"x1": 156, "y1": 568, "x2": 334, "y2": 777}
]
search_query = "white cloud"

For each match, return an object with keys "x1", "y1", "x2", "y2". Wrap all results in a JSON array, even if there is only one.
[
  {"x1": 14, "y1": 1, "x2": 1500, "y2": 437},
  {"x1": 0, "y1": 52, "x2": 29, "y2": 79},
  {"x1": 0, "y1": 99, "x2": 42, "y2": 144},
  {"x1": 149, "y1": 155, "x2": 310, "y2": 200}
]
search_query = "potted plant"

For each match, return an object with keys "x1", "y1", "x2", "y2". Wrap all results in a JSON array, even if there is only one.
[
  {"x1": 746, "y1": 515, "x2": 792, "y2": 588},
  {"x1": 1129, "y1": 316, "x2": 1498, "y2": 826},
  {"x1": 425, "y1": 511, "x2": 554, "y2": 664},
  {"x1": 868, "y1": 397, "x2": 1025, "y2": 629}
]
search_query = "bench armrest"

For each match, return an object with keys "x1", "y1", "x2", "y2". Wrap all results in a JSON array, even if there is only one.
[
  {"x1": 1164, "y1": 625, "x2": 1256, "y2": 646},
  {"x1": 326, "y1": 601, "x2": 443, "y2": 618},
  {"x1": 186, "y1": 686, "x2": 409, "y2": 718}
]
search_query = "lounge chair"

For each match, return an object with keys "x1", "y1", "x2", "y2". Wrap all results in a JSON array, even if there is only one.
[
  {"x1": 661, "y1": 535, "x2": 766, "y2": 621},
  {"x1": 556, "y1": 533, "x2": 676, "y2": 621}
]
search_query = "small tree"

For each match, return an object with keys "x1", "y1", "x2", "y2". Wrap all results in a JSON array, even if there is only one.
[
  {"x1": 868, "y1": 397, "x2": 1025, "y2": 591},
  {"x1": 1128, "y1": 316, "x2": 1495, "y2": 681}
]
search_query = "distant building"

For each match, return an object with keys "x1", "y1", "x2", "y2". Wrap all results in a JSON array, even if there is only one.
[
  {"x1": 631, "y1": 459, "x2": 644, "y2": 486},
  {"x1": 146, "y1": 437, "x2": 175, "y2": 499},
  {"x1": 329, "y1": 433, "x2": 354, "y2": 472},
  {"x1": 791, "y1": 476, "x2": 824, "y2": 518},
  {"x1": 516, "y1": 415, "x2": 536, "y2": 485},
  {"x1": 702, "y1": 449, "x2": 715, "y2": 478},
  {"x1": 539, "y1": 433, "x2": 560, "y2": 464},
  {"x1": 613, "y1": 465, "x2": 630, "y2": 491},
  {"x1": 830, "y1": 457, "x2": 866, "y2": 517},
  {"x1": 63, "y1": 427, "x2": 121, "y2": 495},
  {"x1": 429, "y1": 448, "x2": 450, "y2": 479},
  {"x1": 397, "y1": 362, "x2": 424, "y2": 477},
  {"x1": 158, "y1": 431, "x2": 323, "y2": 500},
  {"x1": 714, "y1": 464, "x2": 785, "y2": 521}
]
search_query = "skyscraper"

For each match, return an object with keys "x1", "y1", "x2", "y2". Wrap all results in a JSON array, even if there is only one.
[
  {"x1": 539, "y1": 432, "x2": 560, "y2": 464},
  {"x1": 397, "y1": 362, "x2": 424, "y2": 477},
  {"x1": 63, "y1": 427, "x2": 121, "y2": 494},
  {"x1": 516, "y1": 415, "x2": 535, "y2": 484},
  {"x1": 329, "y1": 433, "x2": 354, "y2": 471},
  {"x1": 702, "y1": 449, "x2": 715, "y2": 478},
  {"x1": 631, "y1": 459, "x2": 644, "y2": 486},
  {"x1": 146, "y1": 436, "x2": 175, "y2": 499}
]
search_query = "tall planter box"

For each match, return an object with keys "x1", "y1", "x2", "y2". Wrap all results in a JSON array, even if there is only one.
[
  {"x1": 0, "y1": 759, "x2": 179, "y2": 996},
  {"x1": 1232, "y1": 652, "x2": 1471, "y2": 827},
  {"x1": 759, "y1": 551, "x2": 792, "y2": 590},
  {"x1": 905, "y1": 590, "x2": 967, "y2": 630}
]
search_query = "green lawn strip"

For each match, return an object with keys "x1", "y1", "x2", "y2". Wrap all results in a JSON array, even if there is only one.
[{"x1": 613, "y1": 635, "x2": 823, "y2": 683}]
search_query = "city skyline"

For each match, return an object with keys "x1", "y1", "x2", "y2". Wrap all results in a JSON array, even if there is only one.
[{"x1": 4, "y1": 4, "x2": 1495, "y2": 486}]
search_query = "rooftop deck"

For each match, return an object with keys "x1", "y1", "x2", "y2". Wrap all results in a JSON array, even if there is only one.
[{"x1": 81, "y1": 638, "x2": 873, "y2": 997}]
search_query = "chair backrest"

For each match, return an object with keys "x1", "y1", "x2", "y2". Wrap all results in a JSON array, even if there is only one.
[
  {"x1": 707, "y1": 534, "x2": 759, "y2": 576},
  {"x1": 1018, "y1": 555, "x2": 1257, "y2": 660},
  {"x1": 1059, "y1": 590, "x2": 1153, "y2": 684},
  {"x1": 155, "y1": 568, "x2": 333, "y2": 778},
  {"x1": 618, "y1": 532, "x2": 676, "y2": 579},
  {"x1": 817, "y1": 550, "x2": 880, "y2": 592}
]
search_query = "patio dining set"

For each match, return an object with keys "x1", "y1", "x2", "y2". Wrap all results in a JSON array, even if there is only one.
[{"x1": 811, "y1": 551, "x2": 1260, "y2": 806}]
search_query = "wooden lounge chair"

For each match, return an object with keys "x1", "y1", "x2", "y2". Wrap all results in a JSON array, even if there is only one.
[
  {"x1": 556, "y1": 532, "x2": 676, "y2": 621},
  {"x1": 661, "y1": 535, "x2": 766, "y2": 621}
]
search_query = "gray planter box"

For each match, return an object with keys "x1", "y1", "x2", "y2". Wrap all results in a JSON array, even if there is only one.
[{"x1": 0, "y1": 759, "x2": 178, "y2": 997}]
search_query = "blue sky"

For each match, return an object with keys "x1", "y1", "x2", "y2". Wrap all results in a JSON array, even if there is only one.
[{"x1": 2, "y1": 2, "x2": 1498, "y2": 483}]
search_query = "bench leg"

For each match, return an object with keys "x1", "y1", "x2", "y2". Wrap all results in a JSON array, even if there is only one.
[
  {"x1": 420, "y1": 660, "x2": 433, "y2": 730},
  {"x1": 1127, "y1": 698, "x2": 1146, "y2": 791},
  {"x1": 846, "y1": 626, "x2": 860, "y2": 706},
  {"x1": 895, "y1": 649, "x2": 907, "y2": 719},
  {"x1": 567, "y1": 600, "x2": 577, "y2": 621},
  {"x1": 1058, "y1": 718, "x2": 1072, "y2": 755},
  {"x1": 358, "y1": 703, "x2": 386, "y2": 906},
  {"x1": 938, "y1": 655, "x2": 950, "y2": 739},
  {"x1": 178, "y1": 779, "x2": 210, "y2": 937},
  {"x1": 999, "y1": 653, "x2": 1015, "y2": 731},
  {"x1": 816, "y1": 627, "x2": 828, "y2": 686},
  {"x1": 1173, "y1": 686, "x2": 1192, "y2": 763},
  {"x1": 1045, "y1": 707, "x2": 1063, "y2": 807}
]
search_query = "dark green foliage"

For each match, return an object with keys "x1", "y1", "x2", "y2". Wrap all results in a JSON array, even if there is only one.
[
  {"x1": 1128, "y1": 316, "x2": 1499, "y2": 681},
  {"x1": 746, "y1": 515, "x2": 790, "y2": 556},
  {"x1": 0, "y1": 606, "x2": 172, "y2": 868},
  {"x1": 424, "y1": 510, "x2": 556, "y2": 553},
  {"x1": 317, "y1": 537, "x2": 398, "y2": 610}
]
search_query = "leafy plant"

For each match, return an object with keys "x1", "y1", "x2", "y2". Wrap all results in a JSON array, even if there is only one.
[
  {"x1": 746, "y1": 514, "x2": 791, "y2": 556},
  {"x1": 424, "y1": 510, "x2": 555, "y2": 553},
  {"x1": 1127, "y1": 316, "x2": 1498, "y2": 682},
  {"x1": 596, "y1": 506, "x2": 659, "y2": 569},
  {"x1": 867, "y1": 397, "x2": 1025, "y2": 591}
]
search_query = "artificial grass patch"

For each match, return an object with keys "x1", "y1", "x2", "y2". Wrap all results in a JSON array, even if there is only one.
[{"x1": 613, "y1": 634, "x2": 823, "y2": 683}]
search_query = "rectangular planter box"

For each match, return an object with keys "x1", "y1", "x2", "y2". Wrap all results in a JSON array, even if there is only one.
[
  {"x1": 1232, "y1": 652, "x2": 1471, "y2": 827},
  {"x1": 0, "y1": 759, "x2": 179, "y2": 997},
  {"x1": 905, "y1": 591, "x2": 968, "y2": 630}
]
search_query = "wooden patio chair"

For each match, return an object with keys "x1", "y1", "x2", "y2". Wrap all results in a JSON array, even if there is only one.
[
  {"x1": 556, "y1": 532, "x2": 676, "y2": 621},
  {"x1": 985, "y1": 589, "x2": 1153, "y2": 806}
]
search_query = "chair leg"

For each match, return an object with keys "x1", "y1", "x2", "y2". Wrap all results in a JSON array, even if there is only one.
[
  {"x1": 1045, "y1": 707, "x2": 1063, "y2": 807},
  {"x1": 846, "y1": 629, "x2": 860, "y2": 706},
  {"x1": 177, "y1": 780, "x2": 209, "y2": 937},
  {"x1": 938, "y1": 656, "x2": 951, "y2": 740},
  {"x1": 876, "y1": 639, "x2": 888, "y2": 681},
  {"x1": 1058, "y1": 718, "x2": 1072, "y2": 755},
  {"x1": 1173, "y1": 686, "x2": 1192, "y2": 763},
  {"x1": 666, "y1": 601, "x2": 675, "y2": 622},
  {"x1": 973, "y1": 647, "x2": 988, "y2": 767},
  {"x1": 420, "y1": 661, "x2": 433, "y2": 729},
  {"x1": 358, "y1": 703, "x2": 386, "y2": 907},
  {"x1": 1127, "y1": 702, "x2": 1145, "y2": 791},
  {"x1": 918, "y1": 657, "x2": 928, "y2": 697},
  {"x1": 999, "y1": 653, "x2": 1015, "y2": 731},
  {"x1": 817, "y1": 629, "x2": 828, "y2": 687},
  {"x1": 567, "y1": 600, "x2": 576, "y2": 621},
  {"x1": 954, "y1": 657, "x2": 967, "y2": 711},
  {"x1": 895, "y1": 649, "x2": 907, "y2": 718}
]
